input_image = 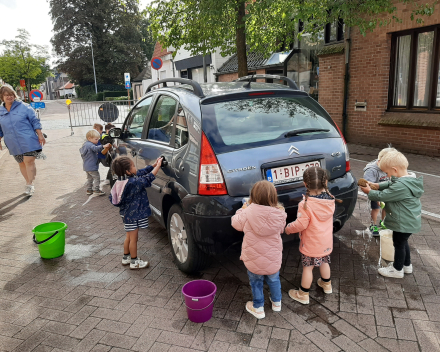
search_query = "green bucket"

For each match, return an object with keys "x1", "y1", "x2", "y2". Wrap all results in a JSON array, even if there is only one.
[{"x1": 32, "y1": 222, "x2": 67, "y2": 259}]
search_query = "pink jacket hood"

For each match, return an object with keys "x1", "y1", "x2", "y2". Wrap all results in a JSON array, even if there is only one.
[
  {"x1": 110, "y1": 180, "x2": 129, "y2": 205},
  {"x1": 231, "y1": 204, "x2": 287, "y2": 275},
  {"x1": 285, "y1": 196, "x2": 335, "y2": 257}
]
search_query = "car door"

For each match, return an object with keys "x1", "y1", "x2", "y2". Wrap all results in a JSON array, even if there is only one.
[
  {"x1": 117, "y1": 96, "x2": 154, "y2": 168},
  {"x1": 136, "y1": 94, "x2": 178, "y2": 221}
]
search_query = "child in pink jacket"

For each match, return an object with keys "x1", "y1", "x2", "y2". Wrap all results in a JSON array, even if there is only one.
[
  {"x1": 232, "y1": 181, "x2": 287, "y2": 319},
  {"x1": 285, "y1": 167, "x2": 337, "y2": 304}
]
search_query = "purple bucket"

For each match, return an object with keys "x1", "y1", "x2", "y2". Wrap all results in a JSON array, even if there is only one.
[{"x1": 182, "y1": 280, "x2": 217, "y2": 323}]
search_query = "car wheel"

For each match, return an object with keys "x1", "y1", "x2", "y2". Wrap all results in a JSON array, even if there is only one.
[{"x1": 167, "y1": 204, "x2": 209, "y2": 273}]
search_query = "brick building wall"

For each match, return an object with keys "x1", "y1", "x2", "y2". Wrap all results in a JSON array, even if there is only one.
[
  {"x1": 319, "y1": 2, "x2": 440, "y2": 156},
  {"x1": 317, "y1": 53, "x2": 346, "y2": 132}
]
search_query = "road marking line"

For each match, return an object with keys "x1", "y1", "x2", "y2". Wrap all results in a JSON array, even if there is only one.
[{"x1": 351, "y1": 158, "x2": 440, "y2": 179}]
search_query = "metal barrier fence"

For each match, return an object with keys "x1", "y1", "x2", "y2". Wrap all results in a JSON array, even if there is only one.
[{"x1": 67, "y1": 100, "x2": 137, "y2": 135}]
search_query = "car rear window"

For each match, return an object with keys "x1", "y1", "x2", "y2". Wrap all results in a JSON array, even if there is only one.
[{"x1": 201, "y1": 96, "x2": 340, "y2": 153}]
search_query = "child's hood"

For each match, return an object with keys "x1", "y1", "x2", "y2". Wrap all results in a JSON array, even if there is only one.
[
  {"x1": 302, "y1": 196, "x2": 335, "y2": 221},
  {"x1": 363, "y1": 160, "x2": 381, "y2": 173},
  {"x1": 245, "y1": 204, "x2": 287, "y2": 236},
  {"x1": 110, "y1": 180, "x2": 129, "y2": 205},
  {"x1": 79, "y1": 141, "x2": 93, "y2": 156},
  {"x1": 396, "y1": 173, "x2": 424, "y2": 198}
]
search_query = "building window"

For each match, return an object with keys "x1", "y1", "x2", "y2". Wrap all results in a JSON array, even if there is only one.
[
  {"x1": 389, "y1": 25, "x2": 440, "y2": 111},
  {"x1": 324, "y1": 19, "x2": 344, "y2": 44}
]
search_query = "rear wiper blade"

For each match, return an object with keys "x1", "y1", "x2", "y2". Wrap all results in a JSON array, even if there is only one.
[{"x1": 284, "y1": 128, "x2": 330, "y2": 138}]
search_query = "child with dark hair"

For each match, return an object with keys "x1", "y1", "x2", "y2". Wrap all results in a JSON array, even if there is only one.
[
  {"x1": 231, "y1": 180, "x2": 287, "y2": 319},
  {"x1": 285, "y1": 166, "x2": 339, "y2": 304},
  {"x1": 109, "y1": 155, "x2": 162, "y2": 269}
]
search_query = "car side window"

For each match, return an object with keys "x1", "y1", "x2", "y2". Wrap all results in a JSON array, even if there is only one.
[
  {"x1": 125, "y1": 96, "x2": 153, "y2": 138},
  {"x1": 173, "y1": 105, "x2": 189, "y2": 149},
  {"x1": 147, "y1": 95, "x2": 178, "y2": 144}
]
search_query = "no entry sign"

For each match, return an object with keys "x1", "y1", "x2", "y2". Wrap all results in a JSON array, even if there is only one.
[
  {"x1": 151, "y1": 57, "x2": 163, "y2": 70},
  {"x1": 30, "y1": 89, "x2": 43, "y2": 102}
]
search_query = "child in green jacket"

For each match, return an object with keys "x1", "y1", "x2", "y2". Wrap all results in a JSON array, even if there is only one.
[{"x1": 360, "y1": 150, "x2": 423, "y2": 278}]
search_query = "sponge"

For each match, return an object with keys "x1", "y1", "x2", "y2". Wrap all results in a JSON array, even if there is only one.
[{"x1": 358, "y1": 178, "x2": 379, "y2": 190}]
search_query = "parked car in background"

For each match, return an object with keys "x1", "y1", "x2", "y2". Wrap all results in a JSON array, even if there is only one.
[{"x1": 109, "y1": 75, "x2": 358, "y2": 273}]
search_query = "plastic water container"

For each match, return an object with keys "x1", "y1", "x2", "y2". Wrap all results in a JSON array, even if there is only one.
[
  {"x1": 380, "y1": 229, "x2": 394, "y2": 261},
  {"x1": 32, "y1": 222, "x2": 67, "y2": 259},
  {"x1": 182, "y1": 280, "x2": 216, "y2": 323}
]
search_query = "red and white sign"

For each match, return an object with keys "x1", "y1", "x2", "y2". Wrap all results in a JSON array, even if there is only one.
[{"x1": 30, "y1": 89, "x2": 43, "y2": 102}]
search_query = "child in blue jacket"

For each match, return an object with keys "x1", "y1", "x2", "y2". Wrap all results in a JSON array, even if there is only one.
[
  {"x1": 109, "y1": 155, "x2": 162, "y2": 269},
  {"x1": 80, "y1": 130, "x2": 111, "y2": 195}
]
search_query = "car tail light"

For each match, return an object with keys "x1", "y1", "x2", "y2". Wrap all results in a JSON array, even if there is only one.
[
  {"x1": 198, "y1": 133, "x2": 228, "y2": 195},
  {"x1": 333, "y1": 123, "x2": 350, "y2": 172}
]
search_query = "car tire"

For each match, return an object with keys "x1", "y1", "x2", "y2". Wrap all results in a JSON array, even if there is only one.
[{"x1": 167, "y1": 204, "x2": 209, "y2": 273}]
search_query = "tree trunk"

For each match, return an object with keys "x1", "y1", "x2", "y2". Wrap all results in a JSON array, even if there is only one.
[{"x1": 236, "y1": 0, "x2": 248, "y2": 78}]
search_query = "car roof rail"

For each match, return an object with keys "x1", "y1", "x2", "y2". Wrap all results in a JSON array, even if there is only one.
[
  {"x1": 234, "y1": 74, "x2": 298, "y2": 90},
  {"x1": 145, "y1": 78, "x2": 205, "y2": 98}
]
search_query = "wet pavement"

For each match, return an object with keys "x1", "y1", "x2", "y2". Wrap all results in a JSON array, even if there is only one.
[{"x1": 0, "y1": 100, "x2": 440, "y2": 351}]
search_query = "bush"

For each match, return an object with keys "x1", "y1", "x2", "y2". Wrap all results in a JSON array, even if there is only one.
[{"x1": 76, "y1": 84, "x2": 126, "y2": 101}]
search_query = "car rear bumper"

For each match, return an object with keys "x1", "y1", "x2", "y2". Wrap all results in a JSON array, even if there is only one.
[{"x1": 182, "y1": 172, "x2": 357, "y2": 255}]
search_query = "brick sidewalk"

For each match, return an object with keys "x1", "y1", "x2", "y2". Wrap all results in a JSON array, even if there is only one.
[{"x1": 0, "y1": 111, "x2": 440, "y2": 351}]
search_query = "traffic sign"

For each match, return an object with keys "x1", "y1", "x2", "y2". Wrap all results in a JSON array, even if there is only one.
[
  {"x1": 66, "y1": 99, "x2": 72, "y2": 105},
  {"x1": 151, "y1": 57, "x2": 163, "y2": 70},
  {"x1": 30, "y1": 89, "x2": 43, "y2": 102},
  {"x1": 124, "y1": 73, "x2": 130, "y2": 82},
  {"x1": 20, "y1": 79, "x2": 26, "y2": 87},
  {"x1": 125, "y1": 82, "x2": 131, "y2": 89},
  {"x1": 31, "y1": 102, "x2": 45, "y2": 109},
  {"x1": 33, "y1": 97, "x2": 41, "y2": 102}
]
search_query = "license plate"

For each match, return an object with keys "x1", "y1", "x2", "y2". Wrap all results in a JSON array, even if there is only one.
[{"x1": 266, "y1": 161, "x2": 321, "y2": 185}]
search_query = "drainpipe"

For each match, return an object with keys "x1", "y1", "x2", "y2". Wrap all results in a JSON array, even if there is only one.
[{"x1": 342, "y1": 27, "x2": 351, "y2": 138}]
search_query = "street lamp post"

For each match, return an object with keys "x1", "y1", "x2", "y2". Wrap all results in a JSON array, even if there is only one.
[{"x1": 89, "y1": 33, "x2": 98, "y2": 94}]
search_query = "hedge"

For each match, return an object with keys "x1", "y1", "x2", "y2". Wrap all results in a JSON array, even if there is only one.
[{"x1": 76, "y1": 84, "x2": 126, "y2": 101}]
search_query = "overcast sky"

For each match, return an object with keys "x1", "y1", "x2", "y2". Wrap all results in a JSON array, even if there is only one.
[{"x1": 0, "y1": 0, "x2": 152, "y2": 66}]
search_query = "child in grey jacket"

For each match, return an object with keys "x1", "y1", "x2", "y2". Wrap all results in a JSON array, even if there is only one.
[
  {"x1": 80, "y1": 129, "x2": 111, "y2": 195},
  {"x1": 363, "y1": 147, "x2": 395, "y2": 236}
]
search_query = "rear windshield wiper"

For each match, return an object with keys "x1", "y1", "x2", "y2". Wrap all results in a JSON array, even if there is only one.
[{"x1": 284, "y1": 128, "x2": 330, "y2": 138}]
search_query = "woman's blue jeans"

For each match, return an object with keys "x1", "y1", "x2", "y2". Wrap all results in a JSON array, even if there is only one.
[{"x1": 247, "y1": 270, "x2": 282, "y2": 308}]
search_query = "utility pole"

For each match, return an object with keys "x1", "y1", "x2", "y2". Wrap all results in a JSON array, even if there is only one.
[{"x1": 90, "y1": 33, "x2": 98, "y2": 94}]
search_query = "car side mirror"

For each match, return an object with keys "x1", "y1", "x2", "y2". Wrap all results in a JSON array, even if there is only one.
[{"x1": 109, "y1": 128, "x2": 122, "y2": 138}]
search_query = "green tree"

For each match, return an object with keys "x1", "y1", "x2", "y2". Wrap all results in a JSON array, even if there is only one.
[
  {"x1": 147, "y1": 0, "x2": 436, "y2": 78},
  {"x1": 0, "y1": 29, "x2": 51, "y2": 92},
  {"x1": 50, "y1": 0, "x2": 154, "y2": 86}
]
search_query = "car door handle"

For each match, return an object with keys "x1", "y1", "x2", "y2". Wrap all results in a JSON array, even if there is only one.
[{"x1": 160, "y1": 155, "x2": 168, "y2": 167}]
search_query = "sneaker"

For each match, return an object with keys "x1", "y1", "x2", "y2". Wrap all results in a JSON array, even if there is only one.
[
  {"x1": 28, "y1": 185, "x2": 35, "y2": 196},
  {"x1": 93, "y1": 190, "x2": 106, "y2": 196},
  {"x1": 378, "y1": 262, "x2": 404, "y2": 278},
  {"x1": 380, "y1": 220, "x2": 387, "y2": 229},
  {"x1": 245, "y1": 301, "x2": 265, "y2": 319},
  {"x1": 269, "y1": 297, "x2": 281, "y2": 312},
  {"x1": 122, "y1": 255, "x2": 131, "y2": 265},
  {"x1": 389, "y1": 262, "x2": 413, "y2": 274},
  {"x1": 317, "y1": 278, "x2": 332, "y2": 294},
  {"x1": 86, "y1": 189, "x2": 93, "y2": 195},
  {"x1": 288, "y1": 288, "x2": 309, "y2": 304},
  {"x1": 24, "y1": 185, "x2": 31, "y2": 195},
  {"x1": 130, "y1": 258, "x2": 149, "y2": 269},
  {"x1": 369, "y1": 225, "x2": 380, "y2": 237}
]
